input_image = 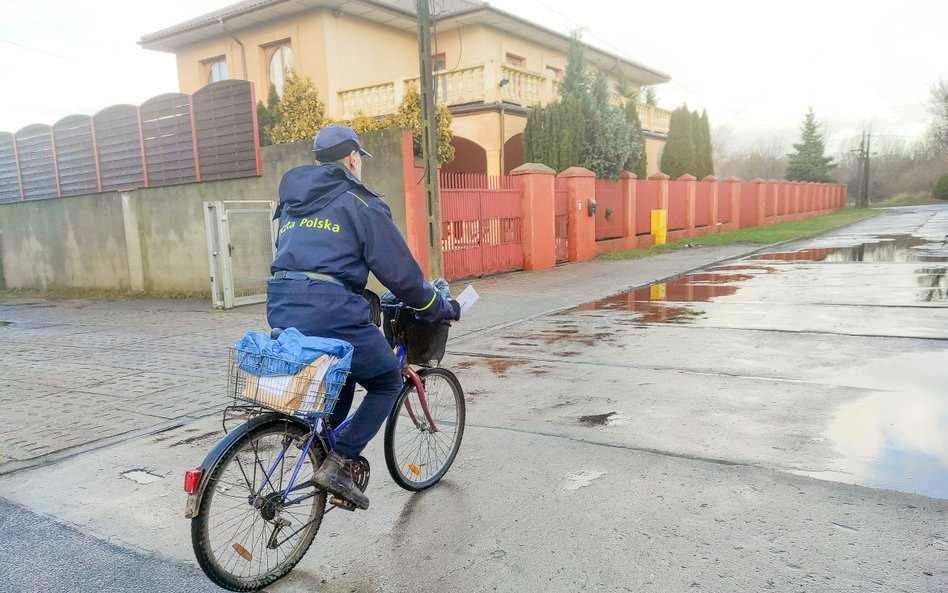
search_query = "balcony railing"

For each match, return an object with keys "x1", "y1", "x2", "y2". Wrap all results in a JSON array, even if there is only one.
[
  {"x1": 405, "y1": 64, "x2": 487, "y2": 107},
  {"x1": 339, "y1": 81, "x2": 396, "y2": 119},
  {"x1": 337, "y1": 62, "x2": 671, "y2": 135},
  {"x1": 636, "y1": 104, "x2": 670, "y2": 134},
  {"x1": 499, "y1": 64, "x2": 544, "y2": 106}
]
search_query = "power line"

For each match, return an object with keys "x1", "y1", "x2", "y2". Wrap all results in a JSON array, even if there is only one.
[{"x1": 0, "y1": 38, "x2": 76, "y2": 61}]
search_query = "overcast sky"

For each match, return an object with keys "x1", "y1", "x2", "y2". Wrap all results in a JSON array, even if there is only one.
[{"x1": 1, "y1": 0, "x2": 944, "y2": 155}]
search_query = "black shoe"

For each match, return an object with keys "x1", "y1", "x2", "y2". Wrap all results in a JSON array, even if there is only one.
[{"x1": 313, "y1": 451, "x2": 370, "y2": 510}]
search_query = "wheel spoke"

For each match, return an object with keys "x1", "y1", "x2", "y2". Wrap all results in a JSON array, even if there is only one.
[
  {"x1": 192, "y1": 421, "x2": 326, "y2": 590},
  {"x1": 385, "y1": 370, "x2": 465, "y2": 490}
]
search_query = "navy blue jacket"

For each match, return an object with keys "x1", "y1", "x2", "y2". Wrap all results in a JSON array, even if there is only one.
[{"x1": 270, "y1": 163, "x2": 453, "y2": 322}]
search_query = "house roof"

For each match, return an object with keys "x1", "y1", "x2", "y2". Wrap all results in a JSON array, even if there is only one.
[{"x1": 139, "y1": 0, "x2": 669, "y2": 85}]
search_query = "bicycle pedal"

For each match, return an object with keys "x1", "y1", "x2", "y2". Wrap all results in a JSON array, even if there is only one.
[{"x1": 329, "y1": 496, "x2": 357, "y2": 512}]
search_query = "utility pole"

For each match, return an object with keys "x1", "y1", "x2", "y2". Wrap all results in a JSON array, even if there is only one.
[
  {"x1": 416, "y1": 0, "x2": 442, "y2": 279},
  {"x1": 852, "y1": 131, "x2": 871, "y2": 209},
  {"x1": 860, "y1": 131, "x2": 871, "y2": 209}
]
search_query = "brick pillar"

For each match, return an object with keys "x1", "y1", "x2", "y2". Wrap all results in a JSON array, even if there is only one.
[
  {"x1": 678, "y1": 174, "x2": 697, "y2": 236},
  {"x1": 752, "y1": 178, "x2": 767, "y2": 227},
  {"x1": 767, "y1": 179, "x2": 780, "y2": 223},
  {"x1": 560, "y1": 166, "x2": 597, "y2": 262},
  {"x1": 703, "y1": 175, "x2": 719, "y2": 233},
  {"x1": 722, "y1": 177, "x2": 740, "y2": 231},
  {"x1": 510, "y1": 163, "x2": 556, "y2": 271},
  {"x1": 619, "y1": 171, "x2": 637, "y2": 249},
  {"x1": 648, "y1": 172, "x2": 670, "y2": 244},
  {"x1": 400, "y1": 129, "x2": 429, "y2": 273}
]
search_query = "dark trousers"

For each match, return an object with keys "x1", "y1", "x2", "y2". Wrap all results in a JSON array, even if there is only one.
[
  {"x1": 267, "y1": 277, "x2": 403, "y2": 459},
  {"x1": 327, "y1": 367, "x2": 403, "y2": 459}
]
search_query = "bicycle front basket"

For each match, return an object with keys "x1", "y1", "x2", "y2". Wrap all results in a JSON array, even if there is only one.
[{"x1": 383, "y1": 312, "x2": 449, "y2": 367}]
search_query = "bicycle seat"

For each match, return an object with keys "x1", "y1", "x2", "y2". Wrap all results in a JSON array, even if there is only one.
[{"x1": 270, "y1": 328, "x2": 284, "y2": 339}]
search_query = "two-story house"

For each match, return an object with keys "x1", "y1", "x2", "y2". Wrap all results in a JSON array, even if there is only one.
[{"x1": 139, "y1": 0, "x2": 672, "y2": 177}]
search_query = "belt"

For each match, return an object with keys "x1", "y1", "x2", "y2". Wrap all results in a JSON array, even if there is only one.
[{"x1": 272, "y1": 270, "x2": 347, "y2": 288}]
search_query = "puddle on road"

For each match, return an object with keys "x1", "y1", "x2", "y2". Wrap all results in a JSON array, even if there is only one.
[
  {"x1": 121, "y1": 469, "x2": 165, "y2": 485},
  {"x1": 574, "y1": 271, "x2": 760, "y2": 323},
  {"x1": 754, "y1": 234, "x2": 948, "y2": 263},
  {"x1": 916, "y1": 266, "x2": 948, "y2": 302},
  {"x1": 564, "y1": 469, "x2": 607, "y2": 490},
  {"x1": 578, "y1": 411, "x2": 632, "y2": 427},
  {"x1": 803, "y1": 350, "x2": 948, "y2": 499}
]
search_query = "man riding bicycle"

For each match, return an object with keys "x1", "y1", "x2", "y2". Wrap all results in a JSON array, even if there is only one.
[{"x1": 267, "y1": 125, "x2": 460, "y2": 510}]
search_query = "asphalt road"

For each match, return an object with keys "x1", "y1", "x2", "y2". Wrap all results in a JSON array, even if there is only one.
[{"x1": 1, "y1": 205, "x2": 946, "y2": 593}]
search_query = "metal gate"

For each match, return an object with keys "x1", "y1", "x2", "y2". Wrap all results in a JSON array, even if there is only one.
[
  {"x1": 554, "y1": 177, "x2": 569, "y2": 262},
  {"x1": 204, "y1": 200, "x2": 276, "y2": 309},
  {"x1": 440, "y1": 173, "x2": 523, "y2": 280}
]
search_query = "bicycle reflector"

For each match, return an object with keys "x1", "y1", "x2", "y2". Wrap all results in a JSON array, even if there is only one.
[{"x1": 184, "y1": 469, "x2": 203, "y2": 493}]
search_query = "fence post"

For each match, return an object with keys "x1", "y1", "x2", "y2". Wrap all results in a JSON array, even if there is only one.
[
  {"x1": 721, "y1": 177, "x2": 741, "y2": 230},
  {"x1": 400, "y1": 129, "x2": 428, "y2": 273},
  {"x1": 678, "y1": 174, "x2": 696, "y2": 236},
  {"x1": 510, "y1": 163, "x2": 556, "y2": 271},
  {"x1": 790, "y1": 182, "x2": 799, "y2": 218},
  {"x1": 752, "y1": 178, "x2": 767, "y2": 227},
  {"x1": 766, "y1": 179, "x2": 780, "y2": 223},
  {"x1": 560, "y1": 166, "x2": 597, "y2": 262},
  {"x1": 703, "y1": 175, "x2": 718, "y2": 234},
  {"x1": 648, "y1": 172, "x2": 669, "y2": 244},
  {"x1": 620, "y1": 171, "x2": 637, "y2": 249}
]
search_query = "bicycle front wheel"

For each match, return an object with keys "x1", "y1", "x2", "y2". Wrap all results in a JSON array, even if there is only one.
[
  {"x1": 191, "y1": 418, "x2": 326, "y2": 591},
  {"x1": 384, "y1": 367, "x2": 465, "y2": 491}
]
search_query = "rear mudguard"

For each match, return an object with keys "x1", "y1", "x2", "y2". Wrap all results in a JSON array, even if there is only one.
[{"x1": 184, "y1": 413, "x2": 320, "y2": 518}]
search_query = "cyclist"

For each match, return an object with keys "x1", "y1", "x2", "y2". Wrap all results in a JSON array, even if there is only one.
[{"x1": 267, "y1": 125, "x2": 460, "y2": 510}]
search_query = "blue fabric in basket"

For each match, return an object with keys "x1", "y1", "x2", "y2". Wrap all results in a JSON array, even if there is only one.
[{"x1": 235, "y1": 328, "x2": 353, "y2": 388}]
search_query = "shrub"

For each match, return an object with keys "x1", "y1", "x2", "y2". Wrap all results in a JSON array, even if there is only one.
[{"x1": 934, "y1": 173, "x2": 948, "y2": 200}]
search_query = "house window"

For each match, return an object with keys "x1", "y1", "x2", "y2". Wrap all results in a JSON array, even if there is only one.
[
  {"x1": 432, "y1": 52, "x2": 446, "y2": 71},
  {"x1": 505, "y1": 53, "x2": 525, "y2": 68},
  {"x1": 205, "y1": 58, "x2": 228, "y2": 84},
  {"x1": 267, "y1": 42, "x2": 293, "y2": 97}
]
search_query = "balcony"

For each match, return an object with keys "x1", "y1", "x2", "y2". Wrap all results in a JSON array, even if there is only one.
[{"x1": 338, "y1": 61, "x2": 671, "y2": 135}]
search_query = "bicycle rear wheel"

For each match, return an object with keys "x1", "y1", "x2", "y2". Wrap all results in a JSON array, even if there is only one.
[
  {"x1": 191, "y1": 419, "x2": 326, "y2": 591},
  {"x1": 384, "y1": 368, "x2": 465, "y2": 491}
]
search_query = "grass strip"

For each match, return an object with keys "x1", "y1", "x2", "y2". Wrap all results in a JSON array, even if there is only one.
[{"x1": 603, "y1": 207, "x2": 881, "y2": 261}]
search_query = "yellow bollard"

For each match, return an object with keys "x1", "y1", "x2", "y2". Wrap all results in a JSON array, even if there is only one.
[{"x1": 650, "y1": 209, "x2": 667, "y2": 245}]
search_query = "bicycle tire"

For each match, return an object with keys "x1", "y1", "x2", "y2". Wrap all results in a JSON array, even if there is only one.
[
  {"x1": 383, "y1": 367, "x2": 465, "y2": 491},
  {"x1": 191, "y1": 419, "x2": 326, "y2": 591}
]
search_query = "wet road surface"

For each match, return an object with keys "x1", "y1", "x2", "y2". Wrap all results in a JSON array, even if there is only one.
[
  {"x1": 460, "y1": 204, "x2": 948, "y2": 498},
  {"x1": 2, "y1": 206, "x2": 946, "y2": 592}
]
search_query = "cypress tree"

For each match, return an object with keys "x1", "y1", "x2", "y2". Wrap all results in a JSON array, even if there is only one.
[
  {"x1": 623, "y1": 100, "x2": 648, "y2": 178},
  {"x1": 661, "y1": 105, "x2": 697, "y2": 178},
  {"x1": 697, "y1": 109, "x2": 714, "y2": 178},
  {"x1": 559, "y1": 31, "x2": 588, "y2": 100}
]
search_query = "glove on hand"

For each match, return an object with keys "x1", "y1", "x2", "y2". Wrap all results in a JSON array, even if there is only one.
[{"x1": 448, "y1": 299, "x2": 461, "y2": 321}]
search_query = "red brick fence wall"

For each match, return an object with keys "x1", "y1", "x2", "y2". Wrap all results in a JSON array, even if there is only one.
[{"x1": 422, "y1": 162, "x2": 846, "y2": 281}]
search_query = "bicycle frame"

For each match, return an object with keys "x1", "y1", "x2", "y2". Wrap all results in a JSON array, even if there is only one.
[{"x1": 252, "y1": 342, "x2": 438, "y2": 508}]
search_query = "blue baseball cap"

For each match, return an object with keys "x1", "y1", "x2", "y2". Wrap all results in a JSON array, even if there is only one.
[{"x1": 313, "y1": 125, "x2": 372, "y2": 161}]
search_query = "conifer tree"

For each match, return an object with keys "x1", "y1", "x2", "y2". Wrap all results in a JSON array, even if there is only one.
[
  {"x1": 558, "y1": 30, "x2": 589, "y2": 100},
  {"x1": 785, "y1": 108, "x2": 836, "y2": 182},
  {"x1": 661, "y1": 105, "x2": 697, "y2": 178},
  {"x1": 256, "y1": 84, "x2": 281, "y2": 146},
  {"x1": 269, "y1": 73, "x2": 327, "y2": 143},
  {"x1": 696, "y1": 109, "x2": 714, "y2": 178}
]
